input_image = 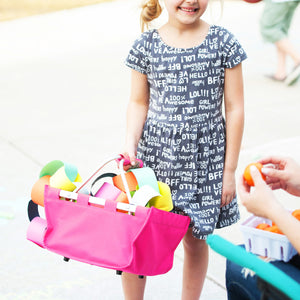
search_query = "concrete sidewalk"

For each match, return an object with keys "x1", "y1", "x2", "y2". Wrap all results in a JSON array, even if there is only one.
[{"x1": 0, "y1": 0, "x2": 299, "y2": 299}]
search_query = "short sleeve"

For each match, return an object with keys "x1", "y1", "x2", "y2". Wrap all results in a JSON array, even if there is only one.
[
  {"x1": 223, "y1": 32, "x2": 247, "y2": 69},
  {"x1": 125, "y1": 33, "x2": 149, "y2": 74}
]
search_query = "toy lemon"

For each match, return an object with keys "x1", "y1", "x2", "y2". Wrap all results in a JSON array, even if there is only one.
[
  {"x1": 147, "y1": 182, "x2": 173, "y2": 212},
  {"x1": 31, "y1": 160, "x2": 82, "y2": 207},
  {"x1": 50, "y1": 165, "x2": 82, "y2": 191}
]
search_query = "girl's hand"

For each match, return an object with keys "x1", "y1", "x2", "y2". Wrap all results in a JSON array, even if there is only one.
[
  {"x1": 122, "y1": 151, "x2": 137, "y2": 167},
  {"x1": 221, "y1": 169, "x2": 236, "y2": 207},
  {"x1": 121, "y1": 143, "x2": 138, "y2": 171}
]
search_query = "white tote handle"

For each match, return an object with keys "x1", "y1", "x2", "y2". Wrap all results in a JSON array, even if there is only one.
[
  {"x1": 59, "y1": 190, "x2": 136, "y2": 213},
  {"x1": 119, "y1": 159, "x2": 133, "y2": 204},
  {"x1": 74, "y1": 155, "x2": 121, "y2": 193}
]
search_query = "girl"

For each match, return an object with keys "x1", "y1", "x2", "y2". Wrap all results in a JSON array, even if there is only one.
[{"x1": 123, "y1": 0, "x2": 247, "y2": 299}]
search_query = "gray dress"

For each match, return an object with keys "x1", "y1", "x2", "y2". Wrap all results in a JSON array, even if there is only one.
[{"x1": 125, "y1": 25, "x2": 247, "y2": 239}]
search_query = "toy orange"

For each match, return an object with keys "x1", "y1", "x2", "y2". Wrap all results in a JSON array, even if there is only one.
[
  {"x1": 112, "y1": 172, "x2": 138, "y2": 193},
  {"x1": 243, "y1": 162, "x2": 266, "y2": 186},
  {"x1": 31, "y1": 175, "x2": 51, "y2": 207},
  {"x1": 256, "y1": 223, "x2": 270, "y2": 230},
  {"x1": 292, "y1": 209, "x2": 300, "y2": 221}
]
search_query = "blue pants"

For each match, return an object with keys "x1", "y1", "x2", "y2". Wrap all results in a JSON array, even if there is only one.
[{"x1": 226, "y1": 246, "x2": 300, "y2": 300}]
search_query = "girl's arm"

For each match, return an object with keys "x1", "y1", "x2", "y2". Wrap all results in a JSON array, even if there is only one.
[
  {"x1": 222, "y1": 63, "x2": 245, "y2": 207},
  {"x1": 124, "y1": 69, "x2": 149, "y2": 165}
]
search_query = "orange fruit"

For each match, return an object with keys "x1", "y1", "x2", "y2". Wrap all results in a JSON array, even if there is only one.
[
  {"x1": 243, "y1": 162, "x2": 266, "y2": 186},
  {"x1": 292, "y1": 209, "x2": 300, "y2": 221},
  {"x1": 264, "y1": 225, "x2": 283, "y2": 235},
  {"x1": 256, "y1": 223, "x2": 271, "y2": 230}
]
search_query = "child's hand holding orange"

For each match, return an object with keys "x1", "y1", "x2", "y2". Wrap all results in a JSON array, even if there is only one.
[
  {"x1": 243, "y1": 162, "x2": 266, "y2": 186},
  {"x1": 239, "y1": 164, "x2": 277, "y2": 220}
]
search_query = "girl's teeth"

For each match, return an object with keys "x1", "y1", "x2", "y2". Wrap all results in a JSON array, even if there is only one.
[{"x1": 181, "y1": 8, "x2": 196, "y2": 12}]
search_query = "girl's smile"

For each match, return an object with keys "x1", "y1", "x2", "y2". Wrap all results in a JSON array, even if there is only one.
[
  {"x1": 178, "y1": 6, "x2": 199, "y2": 14},
  {"x1": 164, "y1": 0, "x2": 208, "y2": 27}
]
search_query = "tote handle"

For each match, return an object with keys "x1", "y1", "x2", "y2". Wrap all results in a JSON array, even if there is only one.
[
  {"x1": 119, "y1": 159, "x2": 133, "y2": 204},
  {"x1": 74, "y1": 155, "x2": 121, "y2": 194},
  {"x1": 74, "y1": 155, "x2": 142, "y2": 195},
  {"x1": 59, "y1": 190, "x2": 137, "y2": 213},
  {"x1": 69, "y1": 154, "x2": 142, "y2": 207},
  {"x1": 74, "y1": 155, "x2": 141, "y2": 205}
]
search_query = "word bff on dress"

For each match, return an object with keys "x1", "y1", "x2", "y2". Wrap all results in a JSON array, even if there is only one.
[{"x1": 27, "y1": 155, "x2": 190, "y2": 278}]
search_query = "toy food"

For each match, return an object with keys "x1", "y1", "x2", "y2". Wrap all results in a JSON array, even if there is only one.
[
  {"x1": 146, "y1": 181, "x2": 173, "y2": 212},
  {"x1": 31, "y1": 175, "x2": 51, "y2": 206},
  {"x1": 243, "y1": 162, "x2": 266, "y2": 186},
  {"x1": 31, "y1": 161, "x2": 81, "y2": 207}
]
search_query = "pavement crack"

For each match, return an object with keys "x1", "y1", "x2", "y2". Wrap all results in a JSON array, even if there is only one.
[
  {"x1": 0, "y1": 136, "x2": 43, "y2": 167},
  {"x1": 205, "y1": 274, "x2": 226, "y2": 290}
]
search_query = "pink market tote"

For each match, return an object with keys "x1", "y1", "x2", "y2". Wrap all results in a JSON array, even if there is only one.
[{"x1": 27, "y1": 156, "x2": 190, "y2": 276}]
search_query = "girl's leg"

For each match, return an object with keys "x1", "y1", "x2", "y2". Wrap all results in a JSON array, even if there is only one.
[
  {"x1": 181, "y1": 228, "x2": 209, "y2": 300},
  {"x1": 121, "y1": 272, "x2": 146, "y2": 300}
]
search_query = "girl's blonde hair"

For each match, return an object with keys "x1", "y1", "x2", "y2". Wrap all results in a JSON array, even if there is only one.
[{"x1": 140, "y1": 0, "x2": 162, "y2": 32}]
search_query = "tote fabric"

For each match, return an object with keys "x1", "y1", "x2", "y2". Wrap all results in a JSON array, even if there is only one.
[{"x1": 41, "y1": 186, "x2": 190, "y2": 276}]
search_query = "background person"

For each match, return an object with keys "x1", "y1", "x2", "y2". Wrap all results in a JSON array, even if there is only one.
[
  {"x1": 260, "y1": 0, "x2": 300, "y2": 85},
  {"x1": 226, "y1": 156, "x2": 300, "y2": 300}
]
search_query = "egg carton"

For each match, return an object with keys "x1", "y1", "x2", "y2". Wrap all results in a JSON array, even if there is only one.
[{"x1": 240, "y1": 214, "x2": 297, "y2": 262}]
